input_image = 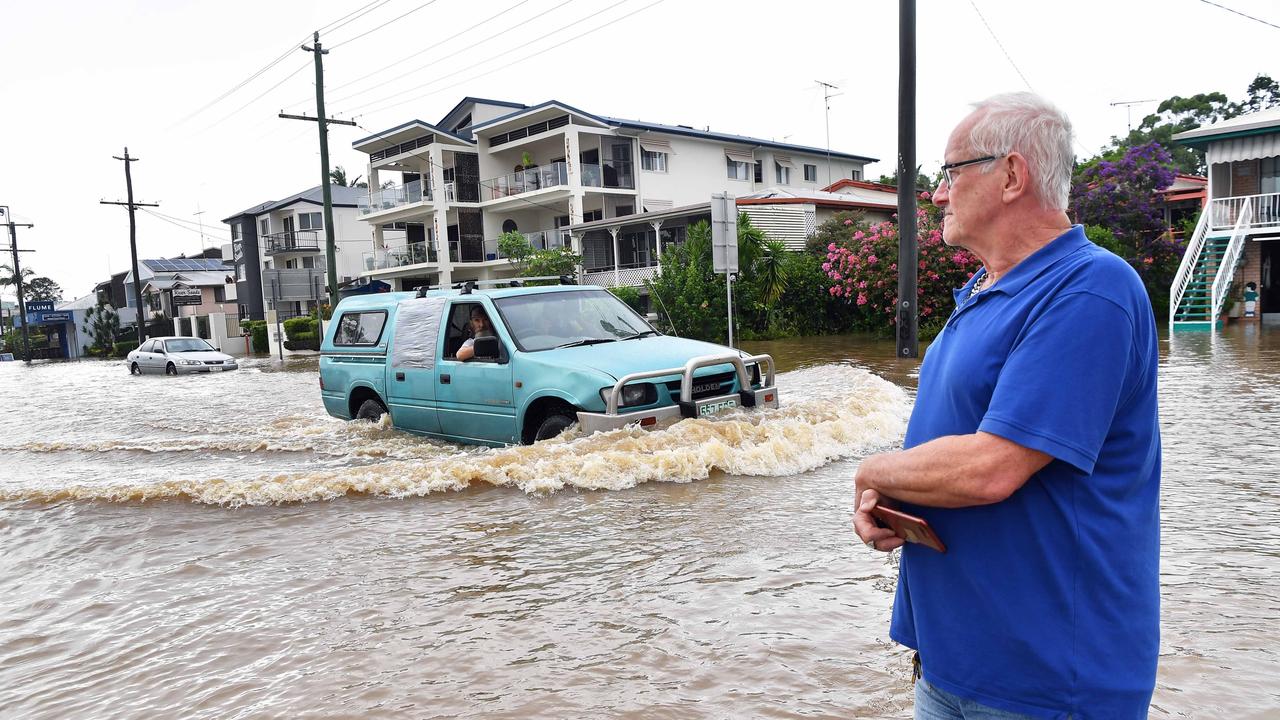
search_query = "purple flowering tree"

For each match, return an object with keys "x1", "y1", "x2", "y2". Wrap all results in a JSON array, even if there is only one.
[{"x1": 1070, "y1": 142, "x2": 1181, "y2": 313}]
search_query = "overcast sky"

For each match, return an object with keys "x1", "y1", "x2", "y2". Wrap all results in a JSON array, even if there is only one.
[{"x1": 2, "y1": 0, "x2": 1277, "y2": 301}]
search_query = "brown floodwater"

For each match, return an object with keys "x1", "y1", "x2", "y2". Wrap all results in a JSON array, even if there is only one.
[{"x1": 1, "y1": 325, "x2": 1277, "y2": 718}]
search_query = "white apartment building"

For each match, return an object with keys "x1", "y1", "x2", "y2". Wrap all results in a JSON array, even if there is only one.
[
  {"x1": 223, "y1": 185, "x2": 405, "y2": 319},
  {"x1": 353, "y1": 97, "x2": 877, "y2": 290}
]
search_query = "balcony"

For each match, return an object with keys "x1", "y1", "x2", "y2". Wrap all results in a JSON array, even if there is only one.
[
  {"x1": 581, "y1": 160, "x2": 635, "y2": 190},
  {"x1": 1210, "y1": 192, "x2": 1280, "y2": 231},
  {"x1": 364, "y1": 241, "x2": 438, "y2": 271},
  {"x1": 480, "y1": 162, "x2": 568, "y2": 201},
  {"x1": 263, "y1": 230, "x2": 321, "y2": 254},
  {"x1": 262, "y1": 267, "x2": 326, "y2": 301},
  {"x1": 359, "y1": 179, "x2": 432, "y2": 215}
]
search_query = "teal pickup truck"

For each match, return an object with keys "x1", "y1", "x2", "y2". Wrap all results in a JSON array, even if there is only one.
[{"x1": 318, "y1": 283, "x2": 778, "y2": 446}]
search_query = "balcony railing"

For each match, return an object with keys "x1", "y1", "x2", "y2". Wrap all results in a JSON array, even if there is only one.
[
  {"x1": 263, "y1": 230, "x2": 321, "y2": 254},
  {"x1": 480, "y1": 162, "x2": 568, "y2": 201},
  {"x1": 359, "y1": 179, "x2": 431, "y2": 215},
  {"x1": 581, "y1": 160, "x2": 635, "y2": 190},
  {"x1": 582, "y1": 262, "x2": 661, "y2": 288},
  {"x1": 363, "y1": 241, "x2": 438, "y2": 271},
  {"x1": 1211, "y1": 192, "x2": 1280, "y2": 230}
]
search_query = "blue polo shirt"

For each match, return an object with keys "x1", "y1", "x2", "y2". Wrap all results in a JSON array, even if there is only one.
[{"x1": 891, "y1": 225, "x2": 1161, "y2": 719}]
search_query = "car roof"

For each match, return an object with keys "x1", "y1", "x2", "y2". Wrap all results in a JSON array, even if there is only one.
[
  {"x1": 149, "y1": 336, "x2": 210, "y2": 341},
  {"x1": 335, "y1": 285, "x2": 607, "y2": 311}
]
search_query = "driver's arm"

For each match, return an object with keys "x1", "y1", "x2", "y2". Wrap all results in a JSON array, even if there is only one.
[{"x1": 456, "y1": 339, "x2": 475, "y2": 361}]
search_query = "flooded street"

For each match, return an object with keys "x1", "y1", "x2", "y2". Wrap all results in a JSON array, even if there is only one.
[{"x1": 2, "y1": 328, "x2": 1278, "y2": 718}]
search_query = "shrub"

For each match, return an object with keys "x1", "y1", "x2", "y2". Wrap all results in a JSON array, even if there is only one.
[
  {"x1": 824, "y1": 194, "x2": 981, "y2": 337},
  {"x1": 241, "y1": 320, "x2": 268, "y2": 354},
  {"x1": 283, "y1": 316, "x2": 318, "y2": 336},
  {"x1": 283, "y1": 331, "x2": 320, "y2": 351},
  {"x1": 608, "y1": 286, "x2": 644, "y2": 314},
  {"x1": 113, "y1": 341, "x2": 139, "y2": 356}
]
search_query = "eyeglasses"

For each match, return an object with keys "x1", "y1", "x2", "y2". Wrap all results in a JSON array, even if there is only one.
[{"x1": 940, "y1": 155, "x2": 997, "y2": 186}]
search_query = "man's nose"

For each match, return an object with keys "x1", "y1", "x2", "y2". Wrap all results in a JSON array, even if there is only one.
[{"x1": 932, "y1": 178, "x2": 950, "y2": 205}]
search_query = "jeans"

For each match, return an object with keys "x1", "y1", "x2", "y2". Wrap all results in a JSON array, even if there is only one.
[{"x1": 914, "y1": 677, "x2": 1043, "y2": 720}]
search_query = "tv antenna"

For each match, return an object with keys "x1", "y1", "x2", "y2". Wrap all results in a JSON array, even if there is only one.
[
  {"x1": 817, "y1": 80, "x2": 843, "y2": 185},
  {"x1": 1110, "y1": 99, "x2": 1157, "y2": 132}
]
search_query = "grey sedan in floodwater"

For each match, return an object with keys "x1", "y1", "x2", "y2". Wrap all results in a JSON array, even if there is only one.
[{"x1": 126, "y1": 336, "x2": 239, "y2": 376}]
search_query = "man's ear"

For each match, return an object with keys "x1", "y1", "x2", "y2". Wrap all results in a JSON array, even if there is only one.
[{"x1": 1001, "y1": 152, "x2": 1032, "y2": 204}]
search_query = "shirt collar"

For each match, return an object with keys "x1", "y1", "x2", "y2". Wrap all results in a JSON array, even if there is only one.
[{"x1": 968, "y1": 225, "x2": 1090, "y2": 299}]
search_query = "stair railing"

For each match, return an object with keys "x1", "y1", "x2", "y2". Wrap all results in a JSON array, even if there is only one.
[
  {"x1": 1210, "y1": 201, "x2": 1252, "y2": 326},
  {"x1": 1169, "y1": 208, "x2": 1210, "y2": 327}
]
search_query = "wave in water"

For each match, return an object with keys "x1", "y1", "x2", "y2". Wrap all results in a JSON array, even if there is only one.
[{"x1": 2, "y1": 366, "x2": 908, "y2": 506}]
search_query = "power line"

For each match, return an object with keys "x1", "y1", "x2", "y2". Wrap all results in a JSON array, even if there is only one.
[
  {"x1": 351, "y1": 0, "x2": 656, "y2": 117},
  {"x1": 141, "y1": 208, "x2": 220, "y2": 238},
  {"x1": 326, "y1": 0, "x2": 580, "y2": 111},
  {"x1": 968, "y1": 0, "x2": 1033, "y2": 91},
  {"x1": 203, "y1": 60, "x2": 313, "y2": 133},
  {"x1": 171, "y1": 1, "x2": 387, "y2": 129},
  {"x1": 315, "y1": 0, "x2": 540, "y2": 106},
  {"x1": 1198, "y1": 0, "x2": 1280, "y2": 30},
  {"x1": 330, "y1": 0, "x2": 444, "y2": 50},
  {"x1": 319, "y1": 0, "x2": 392, "y2": 34}
]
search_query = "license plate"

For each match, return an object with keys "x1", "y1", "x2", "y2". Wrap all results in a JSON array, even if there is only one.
[
  {"x1": 213, "y1": 366, "x2": 223, "y2": 372},
  {"x1": 698, "y1": 398, "x2": 737, "y2": 417}
]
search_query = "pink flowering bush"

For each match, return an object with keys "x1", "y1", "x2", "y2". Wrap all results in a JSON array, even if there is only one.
[{"x1": 823, "y1": 195, "x2": 980, "y2": 336}]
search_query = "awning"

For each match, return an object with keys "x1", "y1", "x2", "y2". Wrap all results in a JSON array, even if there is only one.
[
  {"x1": 644, "y1": 199, "x2": 673, "y2": 212},
  {"x1": 639, "y1": 139, "x2": 674, "y2": 154},
  {"x1": 725, "y1": 149, "x2": 755, "y2": 164},
  {"x1": 774, "y1": 154, "x2": 795, "y2": 167},
  {"x1": 1207, "y1": 135, "x2": 1280, "y2": 165}
]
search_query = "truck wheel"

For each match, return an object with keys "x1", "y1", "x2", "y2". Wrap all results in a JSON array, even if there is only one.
[
  {"x1": 355, "y1": 398, "x2": 387, "y2": 422},
  {"x1": 130, "y1": 362, "x2": 141, "y2": 375},
  {"x1": 165, "y1": 362, "x2": 178, "y2": 376},
  {"x1": 533, "y1": 412, "x2": 575, "y2": 442}
]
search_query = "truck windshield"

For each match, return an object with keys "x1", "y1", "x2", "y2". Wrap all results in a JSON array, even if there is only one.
[{"x1": 494, "y1": 290, "x2": 656, "y2": 352}]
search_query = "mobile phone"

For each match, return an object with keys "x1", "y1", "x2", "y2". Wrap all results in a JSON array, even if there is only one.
[{"x1": 871, "y1": 505, "x2": 947, "y2": 553}]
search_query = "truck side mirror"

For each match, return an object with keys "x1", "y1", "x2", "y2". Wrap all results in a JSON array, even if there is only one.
[{"x1": 473, "y1": 335, "x2": 500, "y2": 360}]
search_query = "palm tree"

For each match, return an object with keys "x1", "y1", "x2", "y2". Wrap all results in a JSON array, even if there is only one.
[
  {"x1": 755, "y1": 239, "x2": 790, "y2": 307},
  {"x1": 329, "y1": 166, "x2": 367, "y2": 188},
  {"x1": 0, "y1": 263, "x2": 34, "y2": 292}
]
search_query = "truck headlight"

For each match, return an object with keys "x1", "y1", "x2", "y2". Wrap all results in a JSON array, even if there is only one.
[{"x1": 600, "y1": 383, "x2": 656, "y2": 408}]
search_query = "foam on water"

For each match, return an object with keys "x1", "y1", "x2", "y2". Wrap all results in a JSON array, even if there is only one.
[{"x1": 3, "y1": 365, "x2": 908, "y2": 506}]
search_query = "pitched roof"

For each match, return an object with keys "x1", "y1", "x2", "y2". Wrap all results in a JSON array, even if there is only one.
[
  {"x1": 1172, "y1": 106, "x2": 1280, "y2": 146},
  {"x1": 223, "y1": 184, "x2": 365, "y2": 222}
]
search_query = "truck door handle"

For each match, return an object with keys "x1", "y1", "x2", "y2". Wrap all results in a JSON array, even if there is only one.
[
  {"x1": 395, "y1": 371, "x2": 405, "y2": 381},
  {"x1": 440, "y1": 374, "x2": 451, "y2": 384}
]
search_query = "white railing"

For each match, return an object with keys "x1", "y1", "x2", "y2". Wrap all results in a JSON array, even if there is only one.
[
  {"x1": 362, "y1": 241, "x2": 436, "y2": 271},
  {"x1": 582, "y1": 263, "x2": 660, "y2": 288},
  {"x1": 480, "y1": 162, "x2": 568, "y2": 201},
  {"x1": 443, "y1": 182, "x2": 456, "y2": 203},
  {"x1": 359, "y1": 179, "x2": 431, "y2": 215},
  {"x1": 1169, "y1": 209, "x2": 1210, "y2": 327},
  {"x1": 1210, "y1": 192, "x2": 1280, "y2": 230},
  {"x1": 1210, "y1": 201, "x2": 1252, "y2": 326}
]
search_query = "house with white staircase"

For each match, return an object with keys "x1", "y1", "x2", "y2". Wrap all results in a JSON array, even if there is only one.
[{"x1": 1171, "y1": 107, "x2": 1280, "y2": 330}]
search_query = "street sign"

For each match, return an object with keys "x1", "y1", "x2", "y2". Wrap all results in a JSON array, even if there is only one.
[
  {"x1": 40, "y1": 312, "x2": 71, "y2": 322},
  {"x1": 711, "y1": 192, "x2": 738, "y2": 274},
  {"x1": 172, "y1": 288, "x2": 203, "y2": 306}
]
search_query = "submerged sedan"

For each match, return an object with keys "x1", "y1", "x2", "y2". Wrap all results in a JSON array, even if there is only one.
[{"x1": 126, "y1": 336, "x2": 239, "y2": 376}]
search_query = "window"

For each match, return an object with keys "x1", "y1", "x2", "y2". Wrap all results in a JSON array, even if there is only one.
[
  {"x1": 139, "y1": 339, "x2": 155, "y2": 353},
  {"x1": 259, "y1": 218, "x2": 269, "y2": 235},
  {"x1": 727, "y1": 157, "x2": 750, "y2": 181},
  {"x1": 754, "y1": 160, "x2": 763, "y2": 183},
  {"x1": 298, "y1": 212, "x2": 323, "y2": 230},
  {"x1": 302, "y1": 256, "x2": 315, "y2": 269},
  {"x1": 776, "y1": 162, "x2": 791, "y2": 184},
  {"x1": 614, "y1": 205, "x2": 634, "y2": 217},
  {"x1": 583, "y1": 209, "x2": 603, "y2": 222},
  {"x1": 214, "y1": 286, "x2": 226, "y2": 303},
  {"x1": 641, "y1": 150, "x2": 668, "y2": 172},
  {"x1": 236, "y1": 264, "x2": 245, "y2": 281},
  {"x1": 804, "y1": 164, "x2": 818, "y2": 182},
  {"x1": 230, "y1": 224, "x2": 241, "y2": 240},
  {"x1": 334, "y1": 311, "x2": 387, "y2": 346},
  {"x1": 851, "y1": 168, "x2": 863, "y2": 181}
]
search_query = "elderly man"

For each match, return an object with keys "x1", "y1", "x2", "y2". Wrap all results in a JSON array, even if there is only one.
[{"x1": 854, "y1": 92, "x2": 1160, "y2": 719}]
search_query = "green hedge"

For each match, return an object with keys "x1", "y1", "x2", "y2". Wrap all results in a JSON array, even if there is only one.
[
  {"x1": 114, "y1": 341, "x2": 139, "y2": 356},
  {"x1": 283, "y1": 316, "x2": 318, "y2": 336},
  {"x1": 240, "y1": 320, "x2": 268, "y2": 354},
  {"x1": 283, "y1": 331, "x2": 320, "y2": 351}
]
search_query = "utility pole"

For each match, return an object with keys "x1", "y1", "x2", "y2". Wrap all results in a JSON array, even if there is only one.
[
  {"x1": 102, "y1": 148, "x2": 159, "y2": 342},
  {"x1": 194, "y1": 205, "x2": 208, "y2": 252},
  {"x1": 816, "y1": 80, "x2": 842, "y2": 187},
  {"x1": 1, "y1": 206, "x2": 36, "y2": 363},
  {"x1": 896, "y1": 0, "x2": 919, "y2": 359},
  {"x1": 281, "y1": 30, "x2": 357, "y2": 312}
]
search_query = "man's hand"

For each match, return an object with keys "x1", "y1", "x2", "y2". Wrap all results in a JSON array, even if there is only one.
[{"x1": 854, "y1": 457, "x2": 903, "y2": 552}]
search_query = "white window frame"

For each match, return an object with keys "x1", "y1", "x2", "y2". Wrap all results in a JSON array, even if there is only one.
[
  {"x1": 298, "y1": 212, "x2": 323, "y2": 231},
  {"x1": 726, "y1": 158, "x2": 750, "y2": 181},
  {"x1": 804, "y1": 164, "x2": 818, "y2": 182},
  {"x1": 776, "y1": 162, "x2": 791, "y2": 185},
  {"x1": 259, "y1": 218, "x2": 270, "y2": 235},
  {"x1": 851, "y1": 168, "x2": 863, "y2": 181},
  {"x1": 641, "y1": 150, "x2": 668, "y2": 173}
]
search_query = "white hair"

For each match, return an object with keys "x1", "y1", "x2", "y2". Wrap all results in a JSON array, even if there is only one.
[{"x1": 965, "y1": 92, "x2": 1074, "y2": 210}]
